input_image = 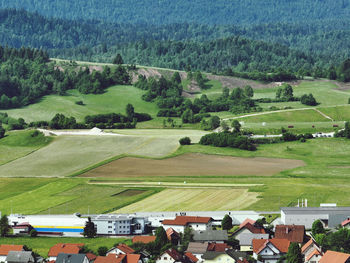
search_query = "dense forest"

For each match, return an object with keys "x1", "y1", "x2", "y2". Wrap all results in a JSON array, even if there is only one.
[{"x1": 1, "y1": 0, "x2": 350, "y2": 25}]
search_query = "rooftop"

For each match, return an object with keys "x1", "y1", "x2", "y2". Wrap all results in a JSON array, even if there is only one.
[
  {"x1": 274, "y1": 225, "x2": 305, "y2": 243},
  {"x1": 48, "y1": 243, "x2": 84, "y2": 257},
  {"x1": 6, "y1": 251, "x2": 33, "y2": 263},
  {"x1": 319, "y1": 250, "x2": 350, "y2": 263},
  {"x1": 163, "y1": 216, "x2": 212, "y2": 226},
  {"x1": 0, "y1": 245, "x2": 24, "y2": 256},
  {"x1": 252, "y1": 239, "x2": 290, "y2": 254},
  {"x1": 132, "y1": 236, "x2": 156, "y2": 244},
  {"x1": 193, "y1": 230, "x2": 228, "y2": 241}
]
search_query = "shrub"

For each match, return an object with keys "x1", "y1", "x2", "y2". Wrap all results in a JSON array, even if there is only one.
[
  {"x1": 179, "y1": 137, "x2": 191, "y2": 145},
  {"x1": 75, "y1": 100, "x2": 84, "y2": 105},
  {"x1": 31, "y1": 130, "x2": 40, "y2": 137},
  {"x1": 29, "y1": 229, "x2": 37, "y2": 237}
]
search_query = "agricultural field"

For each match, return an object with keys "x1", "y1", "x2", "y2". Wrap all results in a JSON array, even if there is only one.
[
  {"x1": 115, "y1": 188, "x2": 259, "y2": 212},
  {"x1": 0, "y1": 236, "x2": 130, "y2": 257}
]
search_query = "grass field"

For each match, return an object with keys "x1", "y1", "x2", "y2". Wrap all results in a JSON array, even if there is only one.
[
  {"x1": 0, "y1": 236, "x2": 130, "y2": 257},
  {"x1": 115, "y1": 188, "x2": 259, "y2": 212},
  {"x1": 0, "y1": 130, "x2": 52, "y2": 165},
  {"x1": 0, "y1": 86, "x2": 159, "y2": 122}
]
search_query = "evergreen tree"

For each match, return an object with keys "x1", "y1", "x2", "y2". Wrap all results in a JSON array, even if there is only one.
[
  {"x1": 113, "y1": 54, "x2": 124, "y2": 64},
  {"x1": 221, "y1": 214, "x2": 233, "y2": 230},
  {"x1": 126, "y1": 103, "x2": 135, "y2": 121},
  {"x1": 0, "y1": 214, "x2": 10, "y2": 237},
  {"x1": 155, "y1": 227, "x2": 168, "y2": 248},
  {"x1": 83, "y1": 217, "x2": 96, "y2": 238},
  {"x1": 286, "y1": 242, "x2": 302, "y2": 263},
  {"x1": 312, "y1": 220, "x2": 325, "y2": 236}
]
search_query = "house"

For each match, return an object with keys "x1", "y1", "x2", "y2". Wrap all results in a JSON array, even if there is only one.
[
  {"x1": 232, "y1": 223, "x2": 266, "y2": 242},
  {"x1": 48, "y1": 243, "x2": 84, "y2": 261},
  {"x1": 166, "y1": 228, "x2": 180, "y2": 245},
  {"x1": 0, "y1": 245, "x2": 24, "y2": 262},
  {"x1": 132, "y1": 236, "x2": 156, "y2": 244},
  {"x1": 301, "y1": 238, "x2": 323, "y2": 263},
  {"x1": 201, "y1": 251, "x2": 235, "y2": 263},
  {"x1": 225, "y1": 250, "x2": 250, "y2": 263},
  {"x1": 186, "y1": 242, "x2": 208, "y2": 261},
  {"x1": 319, "y1": 250, "x2": 350, "y2": 263},
  {"x1": 184, "y1": 253, "x2": 198, "y2": 263},
  {"x1": 107, "y1": 244, "x2": 135, "y2": 255},
  {"x1": 6, "y1": 251, "x2": 35, "y2": 263},
  {"x1": 156, "y1": 249, "x2": 184, "y2": 263},
  {"x1": 125, "y1": 254, "x2": 142, "y2": 263},
  {"x1": 90, "y1": 214, "x2": 132, "y2": 236},
  {"x1": 162, "y1": 216, "x2": 213, "y2": 233},
  {"x1": 55, "y1": 253, "x2": 90, "y2": 263},
  {"x1": 341, "y1": 218, "x2": 350, "y2": 228},
  {"x1": 252, "y1": 238, "x2": 290, "y2": 263},
  {"x1": 274, "y1": 225, "x2": 306, "y2": 243},
  {"x1": 239, "y1": 233, "x2": 269, "y2": 252},
  {"x1": 207, "y1": 243, "x2": 230, "y2": 252},
  {"x1": 239, "y1": 219, "x2": 256, "y2": 228},
  {"x1": 280, "y1": 206, "x2": 350, "y2": 228},
  {"x1": 94, "y1": 254, "x2": 125, "y2": 263},
  {"x1": 12, "y1": 223, "x2": 32, "y2": 235},
  {"x1": 193, "y1": 230, "x2": 228, "y2": 243}
]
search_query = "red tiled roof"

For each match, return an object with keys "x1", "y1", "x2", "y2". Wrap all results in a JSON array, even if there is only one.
[
  {"x1": 126, "y1": 254, "x2": 140, "y2": 263},
  {"x1": 163, "y1": 216, "x2": 212, "y2": 226},
  {"x1": 306, "y1": 249, "x2": 322, "y2": 262},
  {"x1": 275, "y1": 225, "x2": 305, "y2": 243},
  {"x1": 116, "y1": 244, "x2": 135, "y2": 254},
  {"x1": 341, "y1": 218, "x2": 350, "y2": 227},
  {"x1": 95, "y1": 254, "x2": 125, "y2": 263},
  {"x1": 185, "y1": 252, "x2": 198, "y2": 263},
  {"x1": 207, "y1": 243, "x2": 230, "y2": 252},
  {"x1": 239, "y1": 219, "x2": 256, "y2": 228},
  {"x1": 165, "y1": 249, "x2": 183, "y2": 261},
  {"x1": 0, "y1": 245, "x2": 24, "y2": 256},
  {"x1": 242, "y1": 223, "x2": 266, "y2": 234},
  {"x1": 12, "y1": 223, "x2": 31, "y2": 229},
  {"x1": 252, "y1": 239, "x2": 290, "y2": 254},
  {"x1": 166, "y1": 228, "x2": 180, "y2": 240},
  {"x1": 301, "y1": 239, "x2": 313, "y2": 253},
  {"x1": 86, "y1": 253, "x2": 97, "y2": 261},
  {"x1": 132, "y1": 236, "x2": 156, "y2": 244},
  {"x1": 319, "y1": 250, "x2": 350, "y2": 263},
  {"x1": 48, "y1": 243, "x2": 84, "y2": 257}
]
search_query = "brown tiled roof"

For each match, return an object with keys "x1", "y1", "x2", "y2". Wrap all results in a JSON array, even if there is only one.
[
  {"x1": 163, "y1": 216, "x2": 212, "y2": 226},
  {"x1": 95, "y1": 254, "x2": 125, "y2": 263},
  {"x1": 126, "y1": 254, "x2": 140, "y2": 263},
  {"x1": 166, "y1": 228, "x2": 180, "y2": 240},
  {"x1": 116, "y1": 244, "x2": 135, "y2": 254},
  {"x1": 306, "y1": 249, "x2": 322, "y2": 262},
  {"x1": 185, "y1": 252, "x2": 198, "y2": 263},
  {"x1": 48, "y1": 244, "x2": 84, "y2": 257},
  {"x1": 275, "y1": 225, "x2": 305, "y2": 243},
  {"x1": 243, "y1": 223, "x2": 266, "y2": 234},
  {"x1": 342, "y1": 218, "x2": 350, "y2": 227},
  {"x1": 301, "y1": 239, "x2": 313, "y2": 253},
  {"x1": 186, "y1": 242, "x2": 209, "y2": 254},
  {"x1": 0, "y1": 245, "x2": 24, "y2": 256},
  {"x1": 319, "y1": 250, "x2": 350, "y2": 263},
  {"x1": 239, "y1": 219, "x2": 256, "y2": 228},
  {"x1": 86, "y1": 253, "x2": 97, "y2": 261},
  {"x1": 252, "y1": 239, "x2": 290, "y2": 254},
  {"x1": 165, "y1": 249, "x2": 183, "y2": 261},
  {"x1": 132, "y1": 236, "x2": 156, "y2": 244},
  {"x1": 207, "y1": 243, "x2": 230, "y2": 252}
]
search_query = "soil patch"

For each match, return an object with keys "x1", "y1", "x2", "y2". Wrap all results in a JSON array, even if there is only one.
[
  {"x1": 112, "y1": 189, "x2": 146, "y2": 197},
  {"x1": 80, "y1": 153, "x2": 304, "y2": 178}
]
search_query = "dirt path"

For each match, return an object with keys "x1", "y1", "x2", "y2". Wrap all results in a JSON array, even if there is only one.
[
  {"x1": 313, "y1": 108, "x2": 334, "y2": 121},
  {"x1": 38, "y1": 128, "x2": 124, "y2": 137}
]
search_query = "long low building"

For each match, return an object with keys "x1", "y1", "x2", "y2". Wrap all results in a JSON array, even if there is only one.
[
  {"x1": 281, "y1": 206, "x2": 350, "y2": 228},
  {"x1": 9, "y1": 214, "x2": 87, "y2": 237}
]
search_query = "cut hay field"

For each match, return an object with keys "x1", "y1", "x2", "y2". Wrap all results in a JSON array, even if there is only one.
[
  {"x1": 115, "y1": 188, "x2": 259, "y2": 212},
  {"x1": 80, "y1": 153, "x2": 304, "y2": 178},
  {"x1": 0, "y1": 236, "x2": 130, "y2": 257},
  {"x1": 0, "y1": 85, "x2": 159, "y2": 122}
]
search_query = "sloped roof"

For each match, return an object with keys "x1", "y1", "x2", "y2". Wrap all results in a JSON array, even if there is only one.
[
  {"x1": 164, "y1": 249, "x2": 183, "y2": 261},
  {"x1": 116, "y1": 244, "x2": 135, "y2": 254},
  {"x1": 55, "y1": 253, "x2": 87, "y2": 263},
  {"x1": 193, "y1": 230, "x2": 228, "y2": 242},
  {"x1": 163, "y1": 216, "x2": 212, "y2": 226},
  {"x1": 186, "y1": 242, "x2": 208, "y2": 254},
  {"x1": 319, "y1": 250, "x2": 350, "y2": 263},
  {"x1": 306, "y1": 249, "x2": 322, "y2": 262},
  {"x1": 12, "y1": 223, "x2": 31, "y2": 229},
  {"x1": 207, "y1": 243, "x2": 230, "y2": 252},
  {"x1": 225, "y1": 250, "x2": 249, "y2": 263},
  {"x1": 85, "y1": 253, "x2": 97, "y2": 261},
  {"x1": 94, "y1": 254, "x2": 124, "y2": 263},
  {"x1": 202, "y1": 251, "x2": 225, "y2": 260},
  {"x1": 185, "y1": 252, "x2": 198, "y2": 263},
  {"x1": 252, "y1": 239, "x2": 290, "y2": 254},
  {"x1": 342, "y1": 218, "x2": 350, "y2": 227},
  {"x1": 243, "y1": 223, "x2": 266, "y2": 234},
  {"x1": 126, "y1": 254, "x2": 141, "y2": 263},
  {"x1": 6, "y1": 251, "x2": 33, "y2": 263},
  {"x1": 275, "y1": 225, "x2": 305, "y2": 243},
  {"x1": 239, "y1": 233, "x2": 269, "y2": 246},
  {"x1": 48, "y1": 244, "x2": 84, "y2": 257},
  {"x1": 0, "y1": 245, "x2": 24, "y2": 256},
  {"x1": 239, "y1": 219, "x2": 256, "y2": 228},
  {"x1": 132, "y1": 236, "x2": 156, "y2": 244},
  {"x1": 166, "y1": 228, "x2": 180, "y2": 240}
]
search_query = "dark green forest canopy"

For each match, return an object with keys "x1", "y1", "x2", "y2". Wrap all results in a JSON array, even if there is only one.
[{"x1": 1, "y1": 0, "x2": 350, "y2": 25}]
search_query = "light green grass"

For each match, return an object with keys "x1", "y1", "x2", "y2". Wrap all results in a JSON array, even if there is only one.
[
  {"x1": 0, "y1": 86, "x2": 159, "y2": 123},
  {"x1": 0, "y1": 236, "x2": 130, "y2": 257},
  {"x1": 318, "y1": 105, "x2": 350, "y2": 121},
  {"x1": 0, "y1": 130, "x2": 52, "y2": 165}
]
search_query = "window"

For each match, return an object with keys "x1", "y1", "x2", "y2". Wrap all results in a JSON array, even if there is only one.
[
  {"x1": 108, "y1": 226, "x2": 112, "y2": 228},
  {"x1": 164, "y1": 257, "x2": 167, "y2": 260},
  {"x1": 108, "y1": 221, "x2": 112, "y2": 223},
  {"x1": 108, "y1": 231, "x2": 112, "y2": 234},
  {"x1": 135, "y1": 223, "x2": 141, "y2": 230}
]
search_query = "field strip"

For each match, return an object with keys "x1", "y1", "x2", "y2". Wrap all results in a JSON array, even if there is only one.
[
  {"x1": 313, "y1": 108, "x2": 334, "y2": 121},
  {"x1": 88, "y1": 181, "x2": 263, "y2": 188}
]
